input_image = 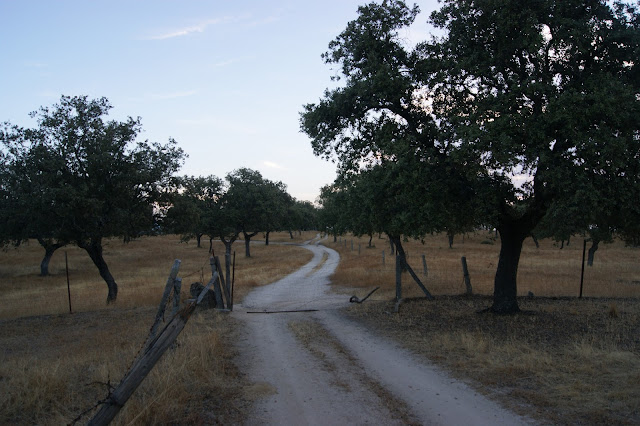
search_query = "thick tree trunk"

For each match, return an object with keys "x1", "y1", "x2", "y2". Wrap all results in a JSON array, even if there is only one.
[
  {"x1": 221, "y1": 237, "x2": 236, "y2": 257},
  {"x1": 79, "y1": 238, "x2": 118, "y2": 303},
  {"x1": 37, "y1": 238, "x2": 65, "y2": 276},
  {"x1": 265, "y1": 231, "x2": 270, "y2": 246},
  {"x1": 333, "y1": 234, "x2": 337, "y2": 243},
  {"x1": 587, "y1": 238, "x2": 599, "y2": 266},
  {"x1": 368, "y1": 234, "x2": 373, "y2": 248},
  {"x1": 196, "y1": 233, "x2": 202, "y2": 248},
  {"x1": 289, "y1": 230, "x2": 294, "y2": 239},
  {"x1": 491, "y1": 223, "x2": 528, "y2": 314},
  {"x1": 243, "y1": 231, "x2": 258, "y2": 258},
  {"x1": 447, "y1": 230, "x2": 454, "y2": 249}
]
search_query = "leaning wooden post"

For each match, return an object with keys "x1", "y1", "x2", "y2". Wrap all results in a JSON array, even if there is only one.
[
  {"x1": 461, "y1": 256, "x2": 473, "y2": 295},
  {"x1": 148, "y1": 260, "x2": 181, "y2": 342},
  {"x1": 225, "y1": 252, "x2": 233, "y2": 310},
  {"x1": 210, "y1": 257, "x2": 224, "y2": 309},
  {"x1": 395, "y1": 253, "x2": 402, "y2": 302},
  {"x1": 88, "y1": 275, "x2": 217, "y2": 426},
  {"x1": 579, "y1": 239, "x2": 587, "y2": 298},
  {"x1": 65, "y1": 251, "x2": 72, "y2": 314},
  {"x1": 422, "y1": 254, "x2": 428, "y2": 278},
  {"x1": 171, "y1": 277, "x2": 182, "y2": 317},
  {"x1": 215, "y1": 256, "x2": 231, "y2": 310}
]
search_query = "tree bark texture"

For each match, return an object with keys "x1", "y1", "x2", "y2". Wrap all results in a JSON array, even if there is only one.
[
  {"x1": 491, "y1": 223, "x2": 528, "y2": 314},
  {"x1": 37, "y1": 239, "x2": 65, "y2": 276},
  {"x1": 243, "y1": 231, "x2": 258, "y2": 257},
  {"x1": 587, "y1": 238, "x2": 599, "y2": 266},
  {"x1": 265, "y1": 231, "x2": 270, "y2": 246},
  {"x1": 221, "y1": 234, "x2": 238, "y2": 257},
  {"x1": 80, "y1": 238, "x2": 118, "y2": 303}
]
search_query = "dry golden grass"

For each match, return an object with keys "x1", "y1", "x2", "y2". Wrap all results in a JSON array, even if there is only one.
[
  {"x1": 326, "y1": 232, "x2": 640, "y2": 300},
  {"x1": 0, "y1": 232, "x2": 316, "y2": 319},
  {"x1": 0, "y1": 232, "x2": 316, "y2": 424},
  {"x1": 329, "y1": 232, "x2": 640, "y2": 424}
]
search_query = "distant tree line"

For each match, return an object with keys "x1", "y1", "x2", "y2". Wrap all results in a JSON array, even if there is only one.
[
  {"x1": 1, "y1": 96, "x2": 318, "y2": 303},
  {"x1": 164, "y1": 168, "x2": 318, "y2": 258},
  {"x1": 303, "y1": 0, "x2": 640, "y2": 314}
]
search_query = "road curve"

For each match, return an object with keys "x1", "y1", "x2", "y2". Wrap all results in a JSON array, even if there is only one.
[{"x1": 233, "y1": 236, "x2": 532, "y2": 425}]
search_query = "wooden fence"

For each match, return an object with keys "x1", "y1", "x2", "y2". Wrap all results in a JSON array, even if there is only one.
[{"x1": 85, "y1": 255, "x2": 230, "y2": 425}]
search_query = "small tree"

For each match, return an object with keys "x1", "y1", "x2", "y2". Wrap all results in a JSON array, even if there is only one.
[
  {"x1": 1, "y1": 96, "x2": 185, "y2": 302},
  {"x1": 0, "y1": 129, "x2": 70, "y2": 275},
  {"x1": 222, "y1": 168, "x2": 291, "y2": 257},
  {"x1": 165, "y1": 175, "x2": 223, "y2": 248}
]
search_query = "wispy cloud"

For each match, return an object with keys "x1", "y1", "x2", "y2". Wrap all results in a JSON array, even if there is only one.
[
  {"x1": 146, "y1": 17, "x2": 232, "y2": 40},
  {"x1": 25, "y1": 62, "x2": 48, "y2": 69},
  {"x1": 264, "y1": 161, "x2": 286, "y2": 170},
  {"x1": 212, "y1": 59, "x2": 237, "y2": 68},
  {"x1": 150, "y1": 90, "x2": 197, "y2": 100}
]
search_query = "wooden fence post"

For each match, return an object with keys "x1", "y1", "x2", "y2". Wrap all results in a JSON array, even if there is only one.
[
  {"x1": 209, "y1": 257, "x2": 224, "y2": 309},
  {"x1": 215, "y1": 256, "x2": 231, "y2": 310},
  {"x1": 461, "y1": 256, "x2": 473, "y2": 295},
  {"x1": 88, "y1": 273, "x2": 217, "y2": 426},
  {"x1": 382, "y1": 250, "x2": 385, "y2": 266},
  {"x1": 171, "y1": 277, "x2": 182, "y2": 317},
  {"x1": 148, "y1": 260, "x2": 181, "y2": 342},
  {"x1": 65, "y1": 251, "x2": 72, "y2": 314},
  {"x1": 422, "y1": 254, "x2": 428, "y2": 278},
  {"x1": 395, "y1": 253, "x2": 402, "y2": 302}
]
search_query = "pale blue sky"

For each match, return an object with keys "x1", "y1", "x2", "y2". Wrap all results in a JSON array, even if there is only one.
[{"x1": 0, "y1": 1, "x2": 439, "y2": 202}]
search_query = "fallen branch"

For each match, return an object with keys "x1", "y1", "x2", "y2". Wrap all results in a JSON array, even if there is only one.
[{"x1": 349, "y1": 287, "x2": 380, "y2": 304}]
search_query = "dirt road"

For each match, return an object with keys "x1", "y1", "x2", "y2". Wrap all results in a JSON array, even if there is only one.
[{"x1": 234, "y1": 236, "x2": 532, "y2": 425}]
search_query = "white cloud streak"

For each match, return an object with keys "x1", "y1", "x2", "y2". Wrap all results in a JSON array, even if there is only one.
[
  {"x1": 150, "y1": 90, "x2": 197, "y2": 100},
  {"x1": 264, "y1": 161, "x2": 286, "y2": 170},
  {"x1": 146, "y1": 17, "x2": 232, "y2": 40}
]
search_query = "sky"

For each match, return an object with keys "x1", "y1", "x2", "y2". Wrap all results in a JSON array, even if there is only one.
[{"x1": 0, "y1": 1, "x2": 440, "y2": 202}]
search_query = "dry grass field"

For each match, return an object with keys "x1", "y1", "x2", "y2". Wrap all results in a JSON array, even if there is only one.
[
  {"x1": 0, "y1": 232, "x2": 315, "y2": 425},
  {"x1": 2, "y1": 230, "x2": 638, "y2": 424},
  {"x1": 326, "y1": 232, "x2": 640, "y2": 424}
]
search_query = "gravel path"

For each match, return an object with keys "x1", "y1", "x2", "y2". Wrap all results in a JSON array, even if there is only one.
[{"x1": 234, "y1": 236, "x2": 532, "y2": 425}]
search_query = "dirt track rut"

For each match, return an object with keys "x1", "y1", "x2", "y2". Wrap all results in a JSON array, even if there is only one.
[{"x1": 234, "y1": 237, "x2": 532, "y2": 425}]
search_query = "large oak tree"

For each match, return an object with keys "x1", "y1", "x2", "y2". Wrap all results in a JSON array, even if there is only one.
[
  {"x1": 1, "y1": 95, "x2": 185, "y2": 302},
  {"x1": 302, "y1": 0, "x2": 640, "y2": 313}
]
